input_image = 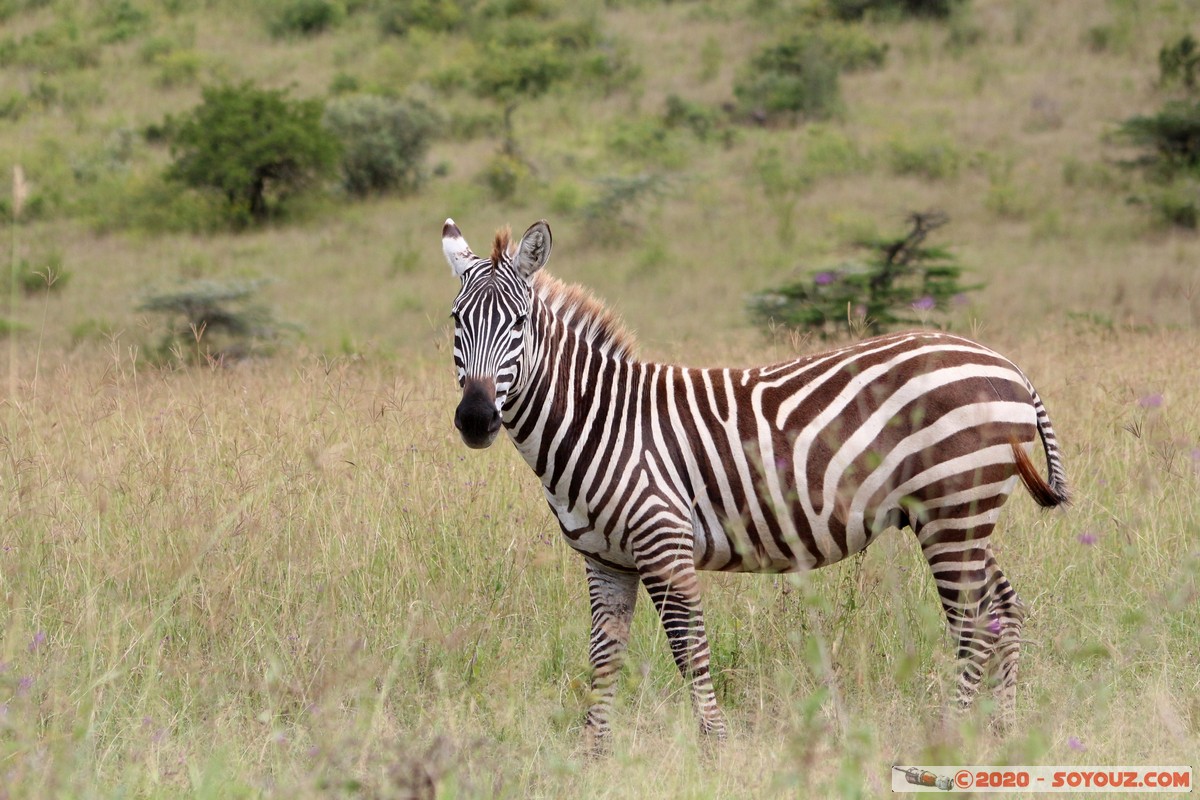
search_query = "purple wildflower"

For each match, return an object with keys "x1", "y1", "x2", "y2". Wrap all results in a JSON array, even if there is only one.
[
  {"x1": 987, "y1": 616, "x2": 1002, "y2": 636},
  {"x1": 1077, "y1": 531, "x2": 1097, "y2": 546},
  {"x1": 1067, "y1": 736, "x2": 1085, "y2": 751},
  {"x1": 1138, "y1": 393, "x2": 1164, "y2": 409},
  {"x1": 17, "y1": 676, "x2": 33, "y2": 695},
  {"x1": 814, "y1": 271, "x2": 836, "y2": 286},
  {"x1": 911, "y1": 296, "x2": 936, "y2": 312},
  {"x1": 951, "y1": 293, "x2": 970, "y2": 307},
  {"x1": 28, "y1": 631, "x2": 45, "y2": 653},
  {"x1": 1189, "y1": 447, "x2": 1200, "y2": 464},
  {"x1": 775, "y1": 456, "x2": 790, "y2": 471}
]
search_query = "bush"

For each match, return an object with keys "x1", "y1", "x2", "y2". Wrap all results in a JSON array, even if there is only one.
[
  {"x1": 137, "y1": 279, "x2": 293, "y2": 364},
  {"x1": 0, "y1": 20, "x2": 101, "y2": 73},
  {"x1": 735, "y1": 35, "x2": 842, "y2": 123},
  {"x1": 154, "y1": 49, "x2": 203, "y2": 88},
  {"x1": 477, "y1": 151, "x2": 530, "y2": 201},
  {"x1": 96, "y1": 0, "x2": 151, "y2": 43},
  {"x1": 579, "y1": 174, "x2": 666, "y2": 246},
  {"x1": 1115, "y1": 100, "x2": 1200, "y2": 182},
  {"x1": 377, "y1": 0, "x2": 466, "y2": 36},
  {"x1": 269, "y1": 0, "x2": 344, "y2": 37},
  {"x1": 827, "y1": 0, "x2": 965, "y2": 21},
  {"x1": 749, "y1": 211, "x2": 981, "y2": 338},
  {"x1": 5, "y1": 252, "x2": 69, "y2": 295},
  {"x1": 165, "y1": 82, "x2": 340, "y2": 226},
  {"x1": 322, "y1": 94, "x2": 438, "y2": 196},
  {"x1": 1158, "y1": 33, "x2": 1199, "y2": 91},
  {"x1": 663, "y1": 94, "x2": 720, "y2": 141},
  {"x1": 886, "y1": 132, "x2": 962, "y2": 180}
]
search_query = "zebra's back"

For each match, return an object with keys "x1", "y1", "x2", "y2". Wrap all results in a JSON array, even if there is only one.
[{"x1": 669, "y1": 331, "x2": 1043, "y2": 573}]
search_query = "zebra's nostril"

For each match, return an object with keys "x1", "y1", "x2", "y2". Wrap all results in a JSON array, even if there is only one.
[{"x1": 488, "y1": 409, "x2": 501, "y2": 434}]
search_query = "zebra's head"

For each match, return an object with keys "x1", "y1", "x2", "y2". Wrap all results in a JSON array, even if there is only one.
[{"x1": 442, "y1": 218, "x2": 552, "y2": 449}]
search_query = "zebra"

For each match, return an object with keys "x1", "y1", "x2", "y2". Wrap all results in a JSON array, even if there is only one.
[{"x1": 441, "y1": 218, "x2": 1069, "y2": 750}]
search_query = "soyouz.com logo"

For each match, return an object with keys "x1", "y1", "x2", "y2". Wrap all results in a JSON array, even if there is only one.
[{"x1": 892, "y1": 765, "x2": 1193, "y2": 793}]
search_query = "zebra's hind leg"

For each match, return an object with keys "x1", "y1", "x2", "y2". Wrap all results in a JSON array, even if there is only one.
[
  {"x1": 981, "y1": 543, "x2": 1027, "y2": 731},
  {"x1": 636, "y1": 540, "x2": 727, "y2": 741},
  {"x1": 918, "y1": 516, "x2": 1014, "y2": 722},
  {"x1": 582, "y1": 560, "x2": 640, "y2": 755}
]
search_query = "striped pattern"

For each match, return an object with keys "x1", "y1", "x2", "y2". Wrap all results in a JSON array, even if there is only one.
[{"x1": 442, "y1": 219, "x2": 1069, "y2": 749}]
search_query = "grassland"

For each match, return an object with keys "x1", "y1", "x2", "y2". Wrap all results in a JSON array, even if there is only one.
[{"x1": 1, "y1": 0, "x2": 1199, "y2": 797}]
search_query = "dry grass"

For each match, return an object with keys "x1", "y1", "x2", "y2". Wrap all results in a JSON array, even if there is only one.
[{"x1": 1, "y1": 0, "x2": 1198, "y2": 796}]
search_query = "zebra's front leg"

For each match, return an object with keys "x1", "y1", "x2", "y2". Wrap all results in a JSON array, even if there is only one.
[
  {"x1": 582, "y1": 560, "x2": 640, "y2": 755},
  {"x1": 638, "y1": 545, "x2": 727, "y2": 740}
]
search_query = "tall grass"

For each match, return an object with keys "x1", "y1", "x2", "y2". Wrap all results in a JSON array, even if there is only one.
[
  {"x1": 0, "y1": 0, "x2": 1198, "y2": 796},
  {"x1": 1, "y1": 326, "x2": 1196, "y2": 797}
]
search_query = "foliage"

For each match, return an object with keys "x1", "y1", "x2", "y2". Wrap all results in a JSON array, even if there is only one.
[
  {"x1": 5, "y1": 252, "x2": 69, "y2": 295},
  {"x1": 886, "y1": 131, "x2": 963, "y2": 179},
  {"x1": 733, "y1": 26, "x2": 886, "y2": 125},
  {"x1": 477, "y1": 151, "x2": 530, "y2": 201},
  {"x1": 322, "y1": 94, "x2": 438, "y2": 196},
  {"x1": 269, "y1": 0, "x2": 345, "y2": 37},
  {"x1": 1158, "y1": 33, "x2": 1199, "y2": 91},
  {"x1": 165, "y1": 82, "x2": 340, "y2": 226},
  {"x1": 95, "y1": 0, "x2": 152, "y2": 43},
  {"x1": 137, "y1": 278, "x2": 291, "y2": 364},
  {"x1": 578, "y1": 174, "x2": 666, "y2": 245},
  {"x1": 0, "y1": 19, "x2": 101, "y2": 73},
  {"x1": 663, "y1": 94, "x2": 721, "y2": 141},
  {"x1": 1116, "y1": 100, "x2": 1200, "y2": 181},
  {"x1": 377, "y1": 0, "x2": 467, "y2": 35},
  {"x1": 749, "y1": 211, "x2": 981, "y2": 338},
  {"x1": 827, "y1": 0, "x2": 966, "y2": 21},
  {"x1": 734, "y1": 34, "x2": 842, "y2": 123}
]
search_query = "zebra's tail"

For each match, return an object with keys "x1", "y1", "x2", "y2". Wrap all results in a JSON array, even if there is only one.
[{"x1": 1010, "y1": 383, "x2": 1071, "y2": 508}]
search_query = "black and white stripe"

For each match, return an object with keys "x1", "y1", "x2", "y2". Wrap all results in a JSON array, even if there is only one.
[{"x1": 442, "y1": 219, "x2": 1069, "y2": 749}]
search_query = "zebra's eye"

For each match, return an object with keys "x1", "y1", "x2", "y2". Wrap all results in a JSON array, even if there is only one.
[
  {"x1": 513, "y1": 313, "x2": 528, "y2": 328},
  {"x1": 449, "y1": 311, "x2": 461, "y2": 324}
]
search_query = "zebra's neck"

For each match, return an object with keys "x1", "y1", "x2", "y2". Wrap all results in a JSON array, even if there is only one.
[{"x1": 502, "y1": 286, "x2": 636, "y2": 489}]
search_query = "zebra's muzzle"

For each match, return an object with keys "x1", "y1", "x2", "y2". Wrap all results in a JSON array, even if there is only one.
[{"x1": 455, "y1": 379, "x2": 502, "y2": 449}]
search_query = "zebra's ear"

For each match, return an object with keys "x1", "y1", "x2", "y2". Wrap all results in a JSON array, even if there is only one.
[
  {"x1": 516, "y1": 220, "x2": 552, "y2": 279},
  {"x1": 442, "y1": 218, "x2": 476, "y2": 278}
]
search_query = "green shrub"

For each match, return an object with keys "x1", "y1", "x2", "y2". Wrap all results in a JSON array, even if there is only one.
[
  {"x1": 96, "y1": 0, "x2": 151, "y2": 43},
  {"x1": 1144, "y1": 181, "x2": 1199, "y2": 229},
  {"x1": 818, "y1": 23, "x2": 889, "y2": 71},
  {"x1": 885, "y1": 132, "x2": 962, "y2": 179},
  {"x1": 377, "y1": 0, "x2": 466, "y2": 36},
  {"x1": 0, "y1": 20, "x2": 101, "y2": 73},
  {"x1": 477, "y1": 152, "x2": 530, "y2": 201},
  {"x1": 663, "y1": 94, "x2": 720, "y2": 141},
  {"x1": 269, "y1": 0, "x2": 344, "y2": 38},
  {"x1": 329, "y1": 72, "x2": 360, "y2": 95},
  {"x1": 0, "y1": 318, "x2": 28, "y2": 338},
  {"x1": 1116, "y1": 100, "x2": 1200, "y2": 182},
  {"x1": 579, "y1": 174, "x2": 665, "y2": 246},
  {"x1": 827, "y1": 0, "x2": 965, "y2": 21},
  {"x1": 322, "y1": 94, "x2": 438, "y2": 196},
  {"x1": 165, "y1": 82, "x2": 340, "y2": 226},
  {"x1": 5, "y1": 252, "x2": 69, "y2": 296},
  {"x1": 0, "y1": 89, "x2": 27, "y2": 121},
  {"x1": 155, "y1": 49, "x2": 203, "y2": 88},
  {"x1": 137, "y1": 279, "x2": 293, "y2": 365},
  {"x1": 734, "y1": 35, "x2": 842, "y2": 122},
  {"x1": 749, "y1": 211, "x2": 981, "y2": 338},
  {"x1": 1159, "y1": 34, "x2": 1200, "y2": 91}
]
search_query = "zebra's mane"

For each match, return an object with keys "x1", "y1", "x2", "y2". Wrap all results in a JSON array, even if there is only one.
[{"x1": 532, "y1": 272, "x2": 638, "y2": 361}]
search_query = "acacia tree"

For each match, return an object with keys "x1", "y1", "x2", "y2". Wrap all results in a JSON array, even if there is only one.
[{"x1": 167, "y1": 82, "x2": 339, "y2": 226}]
